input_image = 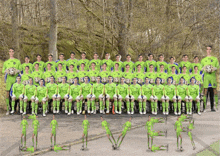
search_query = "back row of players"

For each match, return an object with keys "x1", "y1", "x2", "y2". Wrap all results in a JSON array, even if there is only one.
[{"x1": 2, "y1": 46, "x2": 219, "y2": 116}]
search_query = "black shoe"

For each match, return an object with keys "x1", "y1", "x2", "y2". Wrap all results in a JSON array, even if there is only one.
[{"x1": 211, "y1": 109, "x2": 216, "y2": 112}]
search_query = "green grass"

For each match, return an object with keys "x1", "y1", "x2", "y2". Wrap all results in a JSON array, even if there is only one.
[{"x1": 196, "y1": 149, "x2": 216, "y2": 156}]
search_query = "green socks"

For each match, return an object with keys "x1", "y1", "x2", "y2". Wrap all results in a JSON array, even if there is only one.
[
  {"x1": 92, "y1": 100, "x2": 95, "y2": 111},
  {"x1": 115, "y1": 101, "x2": 118, "y2": 111},
  {"x1": 77, "y1": 102, "x2": 80, "y2": 112},
  {"x1": 165, "y1": 102, "x2": 169, "y2": 112},
  {"x1": 12, "y1": 101, "x2": 15, "y2": 111},
  {"x1": 131, "y1": 102, "x2": 134, "y2": 112},
  {"x1": 53, "y1": 101, "x2": 56, "y2": 111},
  {"x1": 31, "y1": 102, "x2": 35, "y2": 113},
  {"x1": 35, "y1": 104, "x2": 38, "y2": 114},
  {"x1": 87, "y1": 101, "x2": 91, "y2": 111},
  {"x1": 43, "y1": 104, "x2": 46, "y2": 114},
  {"x1": 106, "y1": 101, "x2": 109, "y2": 110},
  {"x1": 24, "y1": 102, "x2": 27, "y2": 113},
  {"x1": 197, "y1": 102, "x2": 200, "y2": 112},
  {"x1": 65, "y1": 101, "x2": 68, "y2": 111},
  {"x1": 203, "y1": 96, "x2": 206, "y2": 109},
  {"x1": 126, "y1": 101, "x2": 130, "y2": 112},
  {"x1": 69, "y1": 102, "x2": 72, "y2": 113},
  {"x1": 174, "y1": 102, "x2": 177, "y2": 112},
  {"x1": 162, "y1": 102, "x2": 165, "y2": 112},
  {"x1": 119, "y1": 101, "x2": 122, "y2": 112},
  {"x1": 139, "y1": 102, "x2": 142, "y2": 112},
  {"x1": 57, "y1": 100, "x2": 60, "y2": 111}
]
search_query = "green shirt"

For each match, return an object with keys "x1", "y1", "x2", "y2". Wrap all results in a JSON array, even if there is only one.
[
  {"x1": 167, "y1": 63, "x2": 180, "y2": 74},
  {"x1": 134, "y1": 61, "x2": 145, "y2": 72},
  {"x1": 101, "y1": 120, "x2": 110, "y2": 130},
  {"x1": 55, "y1": 70, "x2": 67, "y2": 83},
  {"x1": 133, "y1": 72, "x2": 145, "y2": 84},
  {"x1": 81, "y1": 83, "x2": 92, "y2": 95},
  {"x1": 188, "y1": 85, "x2": 199, "y2": 96},
  {"x1": 82, "y1": 119, "x2": 90, "y2": 129},
  {"x1": 89, "y1": 59, "x2": 101, "y2": 71},
  {"x1": 88, "y1": 70, "x2": 99, "y2": 84},
  {"x1": 123, "y1": 61, "x2": 134, "y2": 72},
  {"x1": 153, "y1": 84, "x2": 164, "y2": 96},
  {"x1": 99, "y1": 71, "x2": 110, "y2": 83},
  {"x1": 56, "y1": 60, "x2": 67, "y2": 71},
  {"x1": 50, "y1": 119, "x2": 58, "y2": 130},
  {"x1": 123, "y1": 72, "x2": 133, "y2": 85},
  {"x1": 35, "y1": 86, "x2": 47, "y2": 98},
  {"x1": 188, "y1": 123, "x2": 194, "y2": 130},
  {"x1": 66, "y1": 71, "x2": 78, "y2": 84},
  {"x1": 32, "y1": 119, "x2": 39, "y2": 130},
  {"x1": 145, "y1": 72, "x2": 157, "y2": 84},
  {"x1": 175, "y1": 120, "x2": 182, "y2": 131},
  {"x1": 93, "y1": 83, "x2": 104, "y2": 96},
  {"x1": 101, "y1": 59, "x2": 113, "y2": 71},
  {"x1": 33, "y1": 61, "x2": 45, "y2": 72},
  {"x1": 69, "y1": 84, "x2": 81, "y2": 97},
  {"x1": 190, "y1": 73, "x2": 203, "y2": 85},
  {"x1": 31, "y1": 70, "x2": 43, "y2": 86},
  {"x1": 117, "y1": 84, "x2": 129, "y2": 97},
  {"x1": 123, "y1": 121, "x2": 131, "y2": 131},
  {"x1": 177, "y1": 84, "x2": 188, "y2": 97},
  {"x1": 156, "y1": 72, "x2": 168, "y2": 84},
  {"x1": 77, "y1": 70, "x2": 88, "y2": 83},
  {"x1": 164, "y1": 84, "x2": 176, "y2": 97},
  {"x1": 25, "y1": 85, "x2": 36, "y2": 97},
  {"x1": 66, "y1": 58, "x2": 78, "y2": 71},
  {"x1": 112, "y1": 61, "x2": 123, "y2": 71},
  {"x1": 21, "y1": 73, "x2": 32, "y2": 84},
  {"x1": 78, "y1": 59, "x2": 89, "y2": 71},
  {"x1": 21, "y1": 119, "x2": 28, "y2": 130},
  {"x1": 43, "y1": 71, "x2": 55, "y2": 83},
  {"x1": 44, "y1": 61, "x2": 56, "y2": 72},
  {"x1": 167, "y1": 73, "x2": 179, "y2": 85},
  {"x1": 190, "y1": 63, "x2": 202, "y2": 74},
  {"x1": 46, "y1": 83, "x2": 58, "y2": 98},
  {"x1": 21, "y1": 63, "x2": 33, "y2": 73},
  {"x1": 12, "y1": 83, "x2": 25, "y2": 97},
  {"x1": 178, "y1": 61, "x2": 191, "y2": 74},
  {"x1": 156, "y1": 61, "x2": 168, "y2": 72},
  {"x1": 144, "y1": 60, "x2": 156, "y2": 72},
  {"x1": 145, "y1": 121, "x2": 153, "y2": 132},
  {"x1": 110, "y1": 71, "x2": 122, "y2": 84},
  {"x1": 178, "y1": 73, "x2": 191, "y2": 85},
  {"x1": 105, "y1": 83, "x2": 116, "y2": 96},
  {"x1": 129, "y1": 84, "x2": 141, "y2": 98},
  {"x1": 58, "y1": 83, "x2": 69, "y2": 97},
  {"x1": 142, "y1": 84, "x2": 153, "y2": 97},
  {"x1": 201, "y1": 56, "x2": 219, "y2": 77}
]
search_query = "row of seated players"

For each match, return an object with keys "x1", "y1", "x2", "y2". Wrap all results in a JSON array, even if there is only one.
[{"x1": 10, "y1": 74, "x2": 202, "y2": 117}]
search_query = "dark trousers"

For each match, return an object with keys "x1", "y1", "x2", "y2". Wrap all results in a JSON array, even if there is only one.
[{"x1": 206, "y1": 87, "x2": 214, "y2": 109}]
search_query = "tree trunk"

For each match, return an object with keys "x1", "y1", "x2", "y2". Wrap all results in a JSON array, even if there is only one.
[
  {"x1": 49, "y1": 0, "x2": 58, "y2": 61},
  {"x1": 11, "y1": 0, "x2": 20, "y2": 60}
]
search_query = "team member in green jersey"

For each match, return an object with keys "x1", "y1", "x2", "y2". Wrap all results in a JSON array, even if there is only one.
[
  {"x1": 55, "y1": 63, "x2": 67, "y2": 84},
  {"x1": 43, "y1": 63, "x2": 55, "y2": 84},
  {"x1": 113, "y1": 54, "x2": 123, "y2": 71},
  {"x1": 152, "y1": 78, "x2": 165, "y2": 115},
  {"x1": 21, "y1": 66, "x2": 32, "y2": 85},
  {"x1": 105, "y1": 76, "x2": 117, "y2": 114},
  {"x1": 101, "y1": 52, "x2": 113, "y2": 71},
  {"x1": 82, "y1": 115, "x2": 90, "y2": 149},
  {"x1": 35, "y1": 79, "x2": 48, "y2": 116},
  {"x1": 163, "y1": 78, "x2": 177, "y2": 115},
  {"x1": 92, "y1": 76, "x2": 105, "y2": 114},
  {"x1": 44, "y1": 54, "x2": 56, "y2": 72},
  {"x1": 178, "y1": 66, "x2": 190, "y2": 85},
  {"x1": 188, "y1": 78, "x2": 201, "y2": 115},
  {"x1": 190, "y1": 56, "x2": 202, "y2": 74},
  {"x1": 123, "y1": 54, "x2": 134, "y2": 72},
  {"x1": 134, "y1": 54, "x2": 145, "y2": 72},
  {"x1": 2, "y1": 48, "x2": 21, "y2": 115},
  {"x1": 144, "y1": 53, "x2": 156, "y2": 72},
  {"x1": 176, "y1": 78, "x2": 189, "y2": 115},
  {"x1": 146, "y1": 115, "x2": 153, "y2": 149},
  {"x1": 81, "y1": 76, "x2": 93, "y2": 113},
  {"x1": 123, "y1": 64, "x2": 133, "y2": 85},
  {"x1": 57, "y1": 77, "x2": 69, "y2": 114},
  {"x1": 165, "y1": 77, "x2": 178, "y2": 115},
  {"x1": 201, "y1": 46, "x2": 219, "y2": 111},
  {"x1": 101, "y1": 116, "x2": 117, "y2": 148},
  {"x1": 32, "y1": 63, "x2": 43, "y2": 86},
  {"x1": 167, "y1": 56, "x2": 179, "y2": 74},
  {"x1": 133, "y1": 64, "x2": 145, "y2": 85},
  {"x1": 46, "y1": 77, "x2": 58, "y2": 114},
  {"x1": 50, "y1": 115, "x2": 58, "y2": 146},
  {"x1": 88, "y1": 62, "x2": 99, "y2": 84},
  {"x1": 142, "y1": 77, "x2": 154, "y2": 114},
  {"x1": 20, "y1": 116, "x2": 28, "y2": 148},
  {"x1": 99, "y1": 63, "x2": 110, "y2": 84},
  {"x1": 89, "y1": 52, "x2": 101, "y2": 71},
  {"x1": 78, "y1": 52, "x2": 89, "y2": 71},
  {"x1": 150, "y1": 144, "x2": 168, "y2": 152},
  {"x1": 66, "y1": 52, "x2": 78, "y2": 71},
  {"x1": 190, "y1": 66, "x2": 203, "y2": 95},
  {"x1": 156, "y1": 64, "x2": 168, "y2": 85},
  {"x1": 156, "y1": 54, "x2": 168, "y2": 72},
  {"x1": 21, "y1": 56, "x2": 33, "y2": 74},
  {"x1": 52, "y1": 144, "x2": 70, "y2": 152},
  {"x1": 68, "y1": 78, "x2": 82, "y2": 115},
  {"x1": 30, "y1": 115, "x2": 39, "y2": 149},
  {"x1": 111, "y1": 63, "x2": 122, "y2": 84},
  {"x1": 145, "y1": 64, "x2": 157, "y2": 84},
  {"x1": 24, "y1": 78, "x2": 36, "y2": 115},
  {"x1": 175, "y1": 117, "x2": 183, "y2": 151},
  {"x1": 178, "y1": 54, "x2": 191, "y2": 74},
  {"x1": 78, "y1": 63, "x2": 88, "y2": 84},
  {"x1": 186, "y1": 120, "x2": 196, "y2": 150},
  {"x1": 11, "y1": 76, "x2": 25, "y2": 114},
  {"x1": 20, "y1": 146, "x2": 35, "y2": 153},
  {"x1": 116, "y1": 117, "x2": 132, "y2": 148},
  {"x1": 33, "y1": 54, "x2": 45, "y2": 72},
  {"x1": 117, "y1": 77, "x2": 129, "y2": 114},
  {"x1": 129, "y1": 78, "x2": 142, "y2": 114},
  {"x1": 167, "y1": 66, "x2": 179, "y2": 86},
  {"x1": 56, "y1": 53, "x2": 67, "y2": 71},
  {"x1": 66, "y1": 64, "x2": 78, "y2": 84}
]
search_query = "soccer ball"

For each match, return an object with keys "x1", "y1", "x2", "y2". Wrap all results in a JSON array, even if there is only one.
[
  {"x1": 137, "y1": 78, "x2": 143, "y2": 84},
  {"x1": 80, "y1": 77, "x2": 84, "y2": 83},
  {"x1": 91, "y1": 76, "x2": 96, "y2": 82},
  {"x1": 114, "y1": 77, "x2": 119, "y2": 83},
  {"x1": 150, "y1": 79, "x2": 154, "y2": 84},
  {"x1": 173, "y1": 80, "x2": 176, "y2": 85},
  {"x1": 67, "y1": 78, "x2": 74, "y2": 84},
  {"x1": 22, "y1": 80, "x2": 29, "y2": 85},
  {"x1": 102, "y1": 77, "x2": 108, "y2": 83},
  {"x1": 125, "y1": 79, "x2": 130, "y2": 84},
  {"x1": 35, "y1": 77, "x2": 40, "y2": 83},
  {"x1": 196, "y1": 81, "x2": 200, "y2": 85},
  {"x1": 205, "y1": 65, "x2": 212, "y2": 73},
  {"x1": 46, "y1": 77, "x2": 50, "y2": 83},
  {"x1": 58, "y1": 77, "x2": 62, "y2": 83},
  {"x1": 6, "y1": 67, "x2": 19, "y2": 76}
]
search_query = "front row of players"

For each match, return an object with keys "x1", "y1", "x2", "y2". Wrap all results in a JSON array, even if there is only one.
[{"x1": 11, "y1": 75, "x2": 202, "y2": 116}]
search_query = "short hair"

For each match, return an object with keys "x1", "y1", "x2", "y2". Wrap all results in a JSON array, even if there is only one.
[
  {"x1": 207, "y1": 45, "x2": 212, "y2": 49},
  {"x1": 103, "y1": 63, "x2": 107, "y2": 66},
  {"x1": 35, "y1": 63, "x2": 39, "y2": 66},
  {"x1": 91, "y1": 62, "x2": 96, "y2": 65},
  {"x1": 182, "y1": 66, "x2": 187, "y2": 69},
  {"x1": 58, "y1": 63, "x2": 63, "y2": 66},
  {"x1": 115, "y1": 63, "x2": 119, "y2": 66},
  {"x1": 171, "y1": 65, "x2": 176, "y2": 68},
  {"x1": 158, "y1": 54, "x2": 164, "y2": 58},
  {"x1": 194, "y1": 56, "x2": 199, "y2": 59},
  {"x1": 185, "y1": 54, "x2": 188, "y2": 57},
  {"x1": 25, "y1": 56, "x2": 30, "y2": 59},
  {"x1": 160, "y1": 64, "x2": 164, "y2": 67},
  {"x1": 84, "y1": 76, "x2": 89, "y2": 79},
  {"x1": 120, "y1": 77, "x2": 125, "y2": 79},
  {"x1": 126, "y1": 54, "x2": 131, "y2": 57},
  {"x1": 182, "y1": 55, "x2": 186, "y2": 58},
  {"x1": 47, "y1": 63, "x2": 52, "y2": 66},
  {"x1": 25, "y1": 66, "x2": 29, "y2": 69},
  {"x1": 97, "y1": 76, "x2": 101, "y2": 79},
  {"x1": 194, "y1": 66, "x2": 198, "y2": 69},
  {"x1": 115, "y1": 54, "x2": 121, "y2": 58},
  {"x1": 36, "y1": 54, "x2": 41, "y2": 57},
  {"x1": 108, "y1": 76, "x2": 113, "y2": 78},
  {"x1": 148, "y1": 53, "x2": 153, "y2": 57},
  {"x1": 137, "y1": 64, "x2": 141, "y2": 67},
  {"x1": 170, "y1": 56, "x2": 175, "y2": 60},
  {"x1": 138, "y1": 54, "x2": 143, "y2": 58},
  {"x1": 94, "y1": 52, "x2": 98, "y2": 56},
  {"x1": 70, "y1": 52, "x2": 75, "y2": 55},
  {"x1": 81, "y1": 52, "x2": 86, "y2": 55},
  {"x1": 69, "y1": 64, "x2": 74, "y2": 67},
  {"x1": 50, "y1": 76, "x2": 55, "y2": 79},
  {"x1": 149, "y1": 64, "x2": 153, "y2": 67},
  {"x1": 16, "y1": 76, "x2": 21, "y2": 79},
  {"x1": 48, "y1": 53, "x2": 53, "y2": 57},
  {"x1": 81, "y1": 63, "x2": 85, "y2": 66},
  {"x1": 9, "y1": 48, "x2": 15, "y2": 51},
  {"x1": 59, "y1": 53, "x2": 65, "y2": 56},
  {"x1": 125, "y1": 64, "x2": 130, "y2": 67}
]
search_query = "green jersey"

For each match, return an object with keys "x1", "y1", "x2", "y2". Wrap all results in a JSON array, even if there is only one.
[
  {"x1": 175, "y1": 120, "x2": 182, "y2": 131},
  {"x1": 123, "y1": 72, "x2": 133, "y2": 85},
  {"x1": 156, "y1": 72, "x2": 168, "y2": 84},
  {"x1": 66, "y1": 71, "x2": 78, "y2": 84},
  {"x1": 44, "y1": 61, "x2": 56, "y2": 72},
  {"x1": 101, "y1": 59, "x2": 113, "y2": 71},
  {"x1": 201, "y1": 56, "x2": 219, "y2": 77},
  {"x1": 66, "y1": 58, "x2": 78, "y2": 71},
  {"x1": 25, "y1": 85, "x2": 36, "y2": 99},
  {"x1": 69, "y1": 84, "x2": 81, "y2": 99},
  {"x1": 81, "y1": 83, "x2": 92, "y2": 97},
  {"x1": 167, "y1": 73, "x2": 179, "y2": 85},
  {"x1": 35, "y1": 86, "x2": 47, "y2": 100},
  {"x1": 50, "y1": 119, "x2": 58, "y2": 130},
  {"x1": 134, "y1": 61, "x2": 145, "y2": 72},
  {"x1": 113, "y1": 61, "x2": 123, "y2": 71},
  {"x1": 142, "y1": 84, "x2": 153, "y2": 99},
  {"x1": 56, "y1": 60, "x2": 67, "y2": 71},
  {"x1": 32, "y1": 119, "x2": 39, "y2": 130},
  {"x1": 105, "y1": 83, "x2": 116, "y2": 98},
  {"x1": 99, "y1": 71, "x2": 110, "y2": 83},
  {"x1": 164, "y1": 84, "x2": 176, "y2": 99},
  {"x1": 167, "y1": 63, "x2": 179, "y2": 74},
  {"x1": 28, "y1": 114, "x2": 37, "y2": 120},
  {"x1": 21, "y1": 72, "x2": 32, "y2": 84},
  {"x1": 21, "y1": 63, "x2": 33, "y2": 73},
  {"x1": 110, "y1": 70, "x2": 122, "y2": 84},
  {"x1": 178, "y1": 61, "x2": 191, "y2": 74},
  {"x1": 12, "y1": 83, "x2": 25, "y2": 97},
  {"x1": 33, "y1": 61, "x2": 45, "y2": 72},
  {"x1": 123, "y1": 121, "x2": 131, "y2": 131},
  {"x1": 88, "y1": 70, "x2": 99, "y2": 84},
  {"x1": 58, "y1": 83, "x2": 69, "y2": 98},
  {"x1": 156, "y1": 61, "x2": 168, "y2": 72},
  {"x1": 129, "y1": 84, "x2": 141, "y2": 99},
  {"x1": 89, "y1": 59, "x2": 101, "y2": 71},
  {"x1": 177, "y1": 84, "x2": 188, "y2": 99},
  {"x1": 78, "y1": 59, "x2": 89, "y2": 71},
  {"x1": 188, "y1": 85, "x2": 199, "y2": 97},
  {"x1": 153, "y1": 84, "x2": 164, "y2": 98},
  {"x1": 77, "y1": 70, "x2": 87, "y2": 84},
  {"x1": 190, "y1": 73, "x2": 203, "y2": 85},
  {"x1": 123, "y1": 61, "x2": 134, "y2": 72},
  {"x1": 55, "y1": 70, "x2": 66, "y2": 83},
  {"x1": 101, "y1": 120, "x2": 110, "y2": 130},
  {"x1": 117, "y1": 84, "x2": 129, "y2": 98},
  {"x1": 43, "y1": 70, "x2": 55, "y2": 83},
  {"x1": 179, "y1": 115, "x2": 187, "y2": 122},
  {"x1": 190, "y1": 63, "x2": 202, "y2": 74},
  {"x1": 145, "y1": 72, "x2": 157, "y2": 84},
  {"x1": 82, "y1": 119, "x2": 90, "y2": 130},
  {"x1": 144, "y1": 60, "x2": 156, "y2": 72},
  {"x1": 93, "y1": 83, "x2": 104, "y2": 97},
  {"x1": 178, "y1": 73, "x2": 190, "y2": 85},
  {"x1": 133, "y1": 72, "x2": 145, "y2": 84},
  {"x1": 21, "y1": 119, "x2": 28, "y2": 130},
  {"x1": 188, "y1": 123, "x2": 194, "y2": 130},
  {"x1": 31, "y1": 70, "x2": 43, "y2": 86},
  {"x1": 46, "y1": 83, "x2": 58, "y2": 98},
  {"x1": 151, "y1": 145, "x2": 160, "y2": 152},
  {"x1": 145, "y1": 121, "x2": 153, "y2": 132},
  {"x1": 2, "y1": 58, "x2": 21, "y2": 83}
]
